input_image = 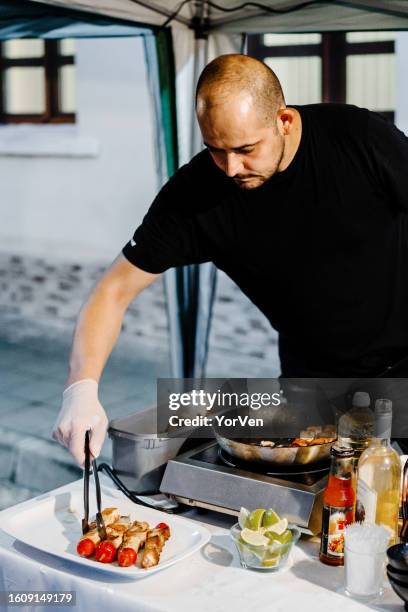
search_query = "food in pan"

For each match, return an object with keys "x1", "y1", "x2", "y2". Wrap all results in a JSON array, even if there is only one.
[
  {"x1": 258, "y1": 424, "x2": 336, "y2": 448},
  {"x1": 76, "y1": 508, "x2": 170, "y2": 569}
]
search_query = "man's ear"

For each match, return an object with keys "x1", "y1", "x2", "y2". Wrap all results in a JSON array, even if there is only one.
[{"x1": 277, "y1": 107, "x2": 296, "y2": 135}]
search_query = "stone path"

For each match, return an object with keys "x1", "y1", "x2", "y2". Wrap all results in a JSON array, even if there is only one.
[{"x1": 0, "y1": 328, "x2": 170, "y2": 510}]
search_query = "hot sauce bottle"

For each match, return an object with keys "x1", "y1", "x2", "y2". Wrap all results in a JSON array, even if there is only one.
[{"x1": 319, "y1": 446, "x2": 355, "y2": 566}]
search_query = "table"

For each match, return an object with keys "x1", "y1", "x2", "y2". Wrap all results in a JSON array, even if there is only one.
[{"x1": 0, "y1": 477, "x2": 402, "y2": 612}]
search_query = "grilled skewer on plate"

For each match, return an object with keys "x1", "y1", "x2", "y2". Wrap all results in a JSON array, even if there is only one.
[
  {"x1": 77, "y1": 507, "x2": 121, "y2": 558},
  {"x1": 118, "y1": 524, "x2": 149, "y2": 567},
  {"x1": 88, "y1": 507, "x2": 120, "y2": 530},
  {"x1": 141, "y1": 524, "x2": 170, "y2": 569},
  {"x1": 76, "y1": 508, "x2": 171, "y2": 569}
]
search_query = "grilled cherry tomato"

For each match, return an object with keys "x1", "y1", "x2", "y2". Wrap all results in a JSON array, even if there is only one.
[
  {"x1": 117, "y1": 547, "x2": 137, "y2": 567},
  {"x1": 95, "y1": 541, "x2": 116, "y2": 563},
  {"x1": 155, "y1": 523, "x2": 169, "y2": 530},
  {"x1": 76, "y1": 538, "x2": 95, "y2": 558}
]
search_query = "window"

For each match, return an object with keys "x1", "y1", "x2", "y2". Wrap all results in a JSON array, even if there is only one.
[
  {"x1": 345, "y1": 32, "x2": 395, "y2": 118},
  {"x1": 248, "y1": 33, "x2": 323, "y2": 106},
  {"x1": 248, "y1": 31, "x2": 395, "y2": 120},
  {"x1": 0, "y1": 38, "x2": 76, "y2": 123}
]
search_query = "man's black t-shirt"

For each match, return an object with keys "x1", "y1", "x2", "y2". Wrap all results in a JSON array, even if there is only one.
[{"x1": 122, "y1": 104, "x2": 408, "y2": 377}]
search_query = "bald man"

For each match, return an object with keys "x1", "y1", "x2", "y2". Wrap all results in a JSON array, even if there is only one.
[{"x1": 53, "y1": 54, "x2": 408, "y2": 465}]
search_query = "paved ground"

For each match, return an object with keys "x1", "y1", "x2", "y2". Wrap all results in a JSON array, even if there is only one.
[{"x1": 0, "y1": 327, "x2": 170, "y2": 510}]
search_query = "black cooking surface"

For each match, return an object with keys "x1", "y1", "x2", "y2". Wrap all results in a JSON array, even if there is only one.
[{"x1": 191, "y1": 443, "x2": 329, "y2": 486}]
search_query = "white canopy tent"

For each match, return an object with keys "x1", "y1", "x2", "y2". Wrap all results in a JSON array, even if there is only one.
[
  {"x1": 6, "y1": 0, "x2": 408, "y2": 378},
  {"x1": 24, "y1": 1, "x2": 408, "y2": 161},
  {"x1": 26, "y1": 1, "x2": 408, "y2": 33}
]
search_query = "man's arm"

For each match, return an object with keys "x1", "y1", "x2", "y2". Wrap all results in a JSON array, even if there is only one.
[
  {"x1": 66, "y1": 253, "x2": 159, "y2": 386},
  {"x1": 52, "y1": 253, "x2": 160, "y2": 465}
]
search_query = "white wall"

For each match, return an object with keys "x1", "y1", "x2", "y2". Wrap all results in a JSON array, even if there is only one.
[
  {"x1": 0, "y1": 37, "x2": 158, "y2": 263},
  {"x1": 395, "y1": 32, "x2": 408, "y2": 135}
]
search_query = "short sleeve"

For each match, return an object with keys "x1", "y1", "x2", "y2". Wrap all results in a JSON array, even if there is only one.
[
  {"x1": 122, "y1": 160, "x2": 213, "y2": 273},
  {"x1": 367, "y1": 113, "x2": 408, "y2": 213}
]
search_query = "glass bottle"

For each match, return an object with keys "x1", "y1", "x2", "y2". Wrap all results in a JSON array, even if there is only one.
[
  {"x1": 356, "y1": 398, "x2": 401, "y2": 545},
  {"x1": 337, "y1": 391, "x2": 374, "y2": 457},
  {"x1": 320, "y1": 445, "x2": 355, "y2": 566}
]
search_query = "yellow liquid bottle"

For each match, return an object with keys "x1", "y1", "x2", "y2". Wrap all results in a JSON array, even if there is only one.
[{"x1": 356, "y1": 399, "x2": 401, "y2": 545}]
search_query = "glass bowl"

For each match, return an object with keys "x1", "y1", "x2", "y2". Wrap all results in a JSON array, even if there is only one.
[{"x1": 230, "y1": 522, "x2": 301, "y2": 571}]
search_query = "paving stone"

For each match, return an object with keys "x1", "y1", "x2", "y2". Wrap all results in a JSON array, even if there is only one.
[
  {"x1": 17, "y1": 360, "x2": 67, "y2": 383},
  {"x1": 8, "y1": 377, "x2": 62, "y2": 403},
  {"x1": 0, "y1": 346, "x2": 29, "y2": 369},
  {"x1": 99, "y1": 379, "x2": 141, "y2": 405},
  {"x1": 99, "y1": 375, "x2": 158, "y2": 407},
  {"x1": 1, "y1": 403, "x2": 58, "y2": 437},
  {"x1": 15, "y1": 437, "x2": 83, "y2": 492},
  {"x1": 105, "y1": 395, "x2": 154, "y2": 420},
  {"x1": 0, "y1": 394, "x2": 27, "y2": 415},
  {"x1": 0, "y1": 368, "x2": 36, "y2": 390}
]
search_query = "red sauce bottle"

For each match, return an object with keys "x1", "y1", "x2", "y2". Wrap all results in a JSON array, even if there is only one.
[{"x1": 319, "y1": 445, "x2": 355, "y2": 566}]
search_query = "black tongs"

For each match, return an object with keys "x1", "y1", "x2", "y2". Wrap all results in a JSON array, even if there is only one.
[{"x1": 82, "y1": 430, "x2": 107, "y2": 539}]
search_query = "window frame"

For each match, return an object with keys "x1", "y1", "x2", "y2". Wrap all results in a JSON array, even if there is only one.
[
  {"x1": 0, "y1": 39, "x2": 75, "y2": 124},
  {"x1": 247, "y1": 32, "x2": 395, "y2": 121}
]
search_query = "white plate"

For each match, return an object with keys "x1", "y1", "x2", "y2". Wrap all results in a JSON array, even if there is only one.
[{"x1": 1, "y1": 484, "x2": 211, "y2": 578}]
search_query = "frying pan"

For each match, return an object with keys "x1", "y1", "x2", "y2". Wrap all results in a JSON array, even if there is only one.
[
  {"x1": 213, "y1": 380, "x2": 336, "y2": 466},
  {"x1": 213, "y1": 431, "x2": 334, "y2": 466}
]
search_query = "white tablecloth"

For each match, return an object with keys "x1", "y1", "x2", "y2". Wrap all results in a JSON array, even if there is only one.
[{"x1": 0, "y1": 478, "x2": 402, "y2": 612}]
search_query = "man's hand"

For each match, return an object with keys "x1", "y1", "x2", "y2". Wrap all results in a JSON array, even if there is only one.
[{"x1": 52, "y1": 379, "x2": 108, "y2": 467}]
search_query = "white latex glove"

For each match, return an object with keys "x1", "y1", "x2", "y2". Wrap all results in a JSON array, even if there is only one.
[{"x1": 52, "y1": 379, "x2": 108, "y2": 467}]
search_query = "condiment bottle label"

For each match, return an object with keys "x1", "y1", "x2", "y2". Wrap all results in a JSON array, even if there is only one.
[
  {"x1": 320, "y1": 505, "x2": 354, "y2": 559},
  {"x1": 356, "y1": 478, "x2": 377, "y2": 523}
]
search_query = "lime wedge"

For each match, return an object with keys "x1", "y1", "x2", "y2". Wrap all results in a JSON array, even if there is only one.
[
  {"x1": 240, "y1": 528, "x2": 269, "y2": 547},
  {"x1": 262, "y1": 508, "x2": 280, "y2": 527},
  {"x1": 238, "y1": 507, "x2": 250, "y2": 530},
  {"x1": 265, "y1": 517, "x2": 288, "y2": 536},
  {"x1": 266, "y1": 529, "x2": 293, "y2": 545},
  {"x1": 261, "y1": 540, "x2": 281, "y2": 567},
  {"x1": 261, "y1": 555, "x2": 280, "y2": 567},
  {"x1": 247, "y1": 509, "x2": 266, "y2": 531}
]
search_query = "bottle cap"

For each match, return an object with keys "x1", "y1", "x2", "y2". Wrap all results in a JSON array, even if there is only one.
[
  {"x1": 374, "y1": 398, "x2": 392, "y2": 438},
  {"x1": 331, "y1": 445, "x2": 354, "y2": 458},
  {"x1": 352, "y1": 391, "x2": 371, "y2": 408},
  {"x1": 374, "y1": 398, "x2": 392, "y2": 416}
]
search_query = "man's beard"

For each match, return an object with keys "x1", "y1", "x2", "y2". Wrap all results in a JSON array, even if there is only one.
[{"x1": 234, "y1": 140, "x2": 285, "y2": 190}]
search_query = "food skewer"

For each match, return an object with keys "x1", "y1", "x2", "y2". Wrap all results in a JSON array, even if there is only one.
[
  {"x1": 77, "y1": 506, "x2": 170, "y2": 569},
  {"x1": 141, "y1": 524, "x2": 170, "y2": 568},
  {"x1": 118, "y1": 525, "x2": 149, "y2": 567},
  {"x1": 77, "y1": 508, "x2": 121, "y2": 558}
]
